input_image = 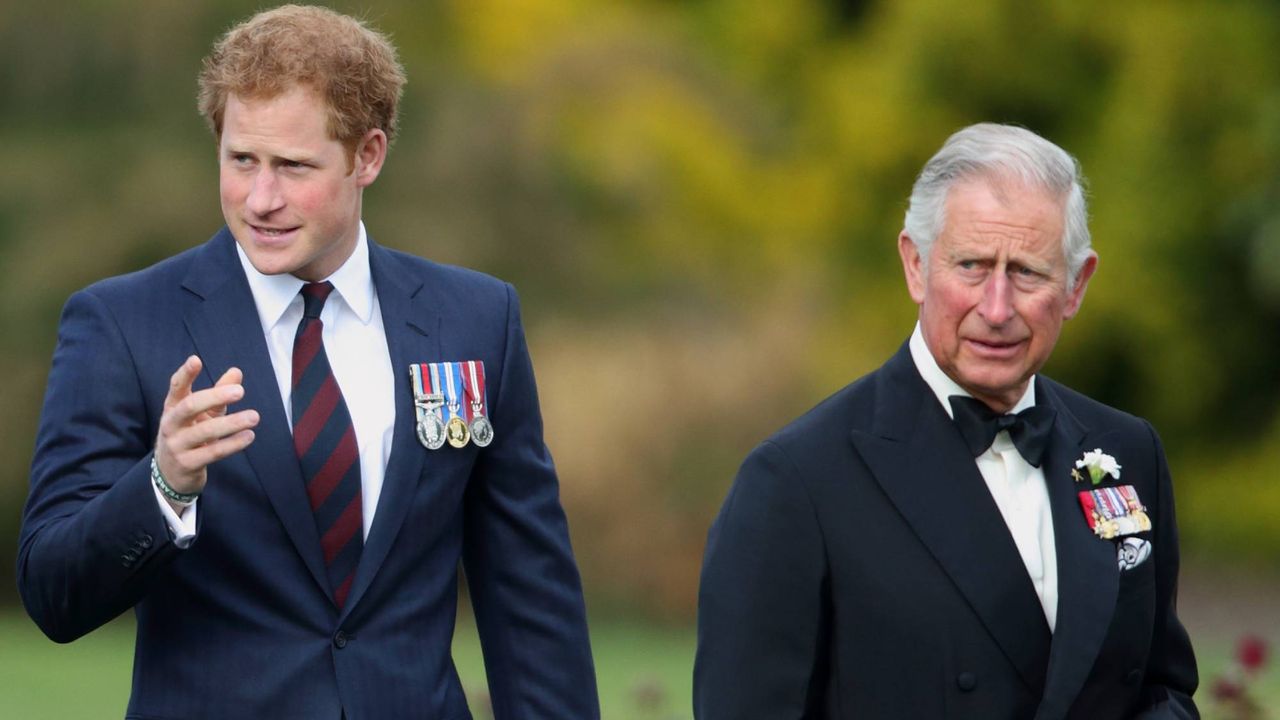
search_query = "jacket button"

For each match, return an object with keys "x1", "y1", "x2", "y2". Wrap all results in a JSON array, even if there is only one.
[
  {"x1": 956, "y1": 672, "x2": 977, "y2": 692},
  {"x1": 120, "y1": 554, "x2": 134, "y2": 567},
  {"x1": 140, "y1": 534, "x2": 154, "y2": 548},
  {"x1": 1125, "y1": 668, "x2": 1142, "y2": 685},
  {"x1": 333, "y1": 631, "x2": 348, "y2": 649}
]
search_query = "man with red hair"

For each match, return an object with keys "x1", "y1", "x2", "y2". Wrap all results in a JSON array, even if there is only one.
[{"x1": 19, "y1": 6, "x2": 599, "y2": 718}]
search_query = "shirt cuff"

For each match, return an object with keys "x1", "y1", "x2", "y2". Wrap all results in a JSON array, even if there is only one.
[{"x1": 152, "y1": 481, "x2": 198, "y2": 549}]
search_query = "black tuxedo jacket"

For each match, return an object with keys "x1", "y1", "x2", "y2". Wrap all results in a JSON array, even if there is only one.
[{"x1": 695, "y1": 343, "x2": 1198, "y2": 719}]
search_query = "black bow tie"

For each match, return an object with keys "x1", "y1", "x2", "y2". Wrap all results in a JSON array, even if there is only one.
[{"x1": 948, "y1": 395, "x2": 1056, "y2": 467}]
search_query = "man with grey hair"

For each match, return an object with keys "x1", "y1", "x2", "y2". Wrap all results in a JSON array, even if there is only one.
[{"x1": 695, "y1": 123, "x2": 1198, "y2": 718}]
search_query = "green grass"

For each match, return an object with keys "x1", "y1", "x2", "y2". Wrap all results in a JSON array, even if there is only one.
[
  {"x1": 453, "y1": 613, "x2": 693, "y2": 719},
  {"x1": 2, "y1": 609, "x2": 136, "y2": 719},
  {"x1": 0, "y1": 609, "x2": 694, "y2": 720},
  {"x1": 3, "y1": 608, "x2": 1276, "y2": 719}
]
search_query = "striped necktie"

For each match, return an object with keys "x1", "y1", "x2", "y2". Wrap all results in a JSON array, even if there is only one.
[{"x1": 292, "y1": 281, "x2": 363, "y2": 608}]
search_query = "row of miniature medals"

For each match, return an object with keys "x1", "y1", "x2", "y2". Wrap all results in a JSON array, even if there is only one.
[{"x1": 410, "y1": 361, "x2": 494, "y2": 450}]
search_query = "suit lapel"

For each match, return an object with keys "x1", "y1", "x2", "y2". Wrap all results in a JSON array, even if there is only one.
[
  {"x1": 339, "y1": 239, "x2": 438, "y2": 618},
  {"x1": 849, "y1": 346, "x2": 1051, "y2": 693},
  {"x1": 180, "y1": 229, "x2": 331, "y2": 598},
  {"x1": 1034, "y1": 380, "x2": 1119, "y2": 720}
]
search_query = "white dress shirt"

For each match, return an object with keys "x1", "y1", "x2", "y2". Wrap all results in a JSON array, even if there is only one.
[
  {"x1": 156, "y1": 223, "x2": 395, "y2": 545},
  {"x1": 908, "y1": 323, "x2": 1060, "y2": 631}
]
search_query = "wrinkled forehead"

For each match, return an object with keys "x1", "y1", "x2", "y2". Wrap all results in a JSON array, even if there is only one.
[
  {"x1": 937, "y1": 176, "x2": 1068, "y2": 260},
  {"x1": 952, "y1": 170, "x2": 1066, "y2": 209}
]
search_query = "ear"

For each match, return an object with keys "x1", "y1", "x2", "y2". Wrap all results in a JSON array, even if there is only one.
[
  {"x1": 898, "y1": 231, "x2": 927, "y2": 305},
  {"x1": 1062, "y1": 251, "x2": 1098, "y2": 319},
  {"x1": 353, "y1": 128, "x2": 388, "y2": 188}
]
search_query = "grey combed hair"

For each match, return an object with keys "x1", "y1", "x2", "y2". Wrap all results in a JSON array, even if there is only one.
[{"x1": 902, "y1": 123, "x2": 1092, "y2": 289}]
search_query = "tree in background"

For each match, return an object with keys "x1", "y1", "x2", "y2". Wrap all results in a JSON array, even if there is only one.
[{"x1": 2, "y1": 0, "x2": 1278, "y2": 618}]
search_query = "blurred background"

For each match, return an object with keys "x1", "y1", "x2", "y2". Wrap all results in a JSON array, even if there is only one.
[{"x1": 2, "y1": 0, "x2": 1277, "y2": 717}]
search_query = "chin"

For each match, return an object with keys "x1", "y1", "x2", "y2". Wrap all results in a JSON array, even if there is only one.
[
  {"x1": 957, "y1": 368, "x2": 1029, "y2": 400},
  {"x1": 242, "y1": 251, "x2": 296, "y2": 277}
]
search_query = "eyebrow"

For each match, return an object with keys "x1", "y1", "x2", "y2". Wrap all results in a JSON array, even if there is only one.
[{"x1": 222, "y1": 147, "x2": 316, "y2": 164}]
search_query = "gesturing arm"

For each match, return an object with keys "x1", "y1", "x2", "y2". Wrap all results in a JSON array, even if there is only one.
[{"x1": 18, "y1": 289, "x2": 257, "y2": 642}]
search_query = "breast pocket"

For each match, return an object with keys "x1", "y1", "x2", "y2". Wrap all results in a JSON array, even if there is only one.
[
  {"x1": 1100, "y1": 546, "x2": 1157, "y2": 670},
  {"x1": 1115, "y1": 535, "x2": 1156, "y2": 596}
]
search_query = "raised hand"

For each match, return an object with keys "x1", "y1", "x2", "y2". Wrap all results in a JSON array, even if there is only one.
[{"x1": 154, "y1": 356, "x2": 259, "y2": 508}]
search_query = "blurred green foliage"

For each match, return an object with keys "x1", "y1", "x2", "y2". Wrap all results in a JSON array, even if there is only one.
[{"x1": 3, "y1": 0, "x2": 1279, "y2": 620}]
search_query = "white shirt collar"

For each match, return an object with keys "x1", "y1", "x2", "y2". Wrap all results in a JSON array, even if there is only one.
[
  {"x1": 908, "y1": 321, "x2": 1036, "y2": 419},
  {"x1": 235, "y1": 222, "x2": 376, "y2": 332}
]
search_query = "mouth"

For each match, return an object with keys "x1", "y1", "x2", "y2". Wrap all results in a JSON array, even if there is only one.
[
  {"x1": 247, "y1": 223, "x2": 300, "y2": 243},
  {"x1": 964, "y1": 337, "x2": 1025, "y2": 358}
]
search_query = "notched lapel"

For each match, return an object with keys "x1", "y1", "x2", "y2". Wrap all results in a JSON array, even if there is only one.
[
  {"x1": 341, "y1": 241, "x2": 439, "y2": 617},
  {"x1": 1035, "y1": 385, "x2": 1120, "y2": 720},
  {"x1": 180, "y1": 231, "x2": 330, "y2": 600},
  {"x1": 849, "y1": 351, "x2": 1051, "y2": 693}
]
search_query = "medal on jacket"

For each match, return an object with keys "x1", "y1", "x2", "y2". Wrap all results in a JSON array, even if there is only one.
[
  {"x1": 1078, "y1": 484, "x2": 1151, "y2": 539},
  {"x1": 463, "y1": 360, "x2": 494, "y2": 448},
  {"x1": 442, "y1": 362, "x2": 471, "y2": 448},
  {"x1": 410, "y1": 364, "x2": 446, "y2": 450}
]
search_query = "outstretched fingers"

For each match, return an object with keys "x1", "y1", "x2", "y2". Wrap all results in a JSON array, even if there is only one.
[{"x1": 155, "y1": 357, "x2": 259, "y2": 495}]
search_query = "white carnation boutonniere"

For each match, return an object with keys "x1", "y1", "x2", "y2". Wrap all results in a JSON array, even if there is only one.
[{"x1": 1073, "y1": 448, "x2": 1122, "y2": 486}]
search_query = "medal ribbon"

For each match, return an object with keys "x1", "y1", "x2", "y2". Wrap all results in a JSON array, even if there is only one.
[
  {"x1": 1079, "y1": 484, "x2": 1146, "y2": 537},
  {"x1": 1095, "y1": 484, "x2": 1116, "y2": 517},
  {"x1": 1077, "y1": 490, "x2": 1098, "y2": 531},
  {"x1": 1118, "y1": 485, "x2": 1144, "y2": 512},
  {"x1": 453, "y1": 362, "x2": 471, "y2": 422},
  {"x1": 442, "y1": 362, "x2": 461, "y2": 423},
  {"x1": 410, "y1": 364, "x2": 426, "y2": 420},
  {"x1": 466, "y1": 361, "x2": 487, "y2": 422},
  {"x1": 410, "y1": 364, "x2": 424, "y2": 399},
  {"x1": 1092, "y1": 489, "x2": 1110, "y2": 521},
  {"x1": 429, "y1": 363, "x2": 445, "y2": 420},
  {"x1": 414, "y1": 364, "x2": 437, "y2": 398},
  {"x1": 1100, "y1": 487, "x2": 1121, "y2": 520}
]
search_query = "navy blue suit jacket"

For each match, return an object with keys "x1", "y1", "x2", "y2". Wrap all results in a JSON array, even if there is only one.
[
  {"x1": 695, "y1": 343, "x2": 1198, "y2": 719},
  {"x1": 19, "y1": 228, "x2": 599, "y2": 719}
]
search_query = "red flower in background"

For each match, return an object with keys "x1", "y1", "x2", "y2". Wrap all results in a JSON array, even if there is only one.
[
  {"x1": 1211, "y1": 634, "x2": 1271, "y2": 720},
  {"x1": 1211, "y1": 676, "x2": 1244, "y2": 701},
  {"x1": 1239, "y1": 635, "x2": 1268, "y2": 674}
]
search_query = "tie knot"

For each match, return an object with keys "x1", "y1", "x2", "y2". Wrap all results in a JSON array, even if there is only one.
[
  {"x1": 994, "y1": 414, "x2": 1020, "y2": 433},
  {"x1": 948, "y1": 395, "x2": 1056, "y2": 467},
  {"x1": 300, "y1": 282, "x2": 334, "y2": 319}
]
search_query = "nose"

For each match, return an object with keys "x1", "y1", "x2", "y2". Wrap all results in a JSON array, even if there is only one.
[
  {"x1": 978, "y1": 271, "x2": 1015, "y2": 326},
  {"x1": 245, "y1": 168, "x2": 284, "y2": 217}
]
